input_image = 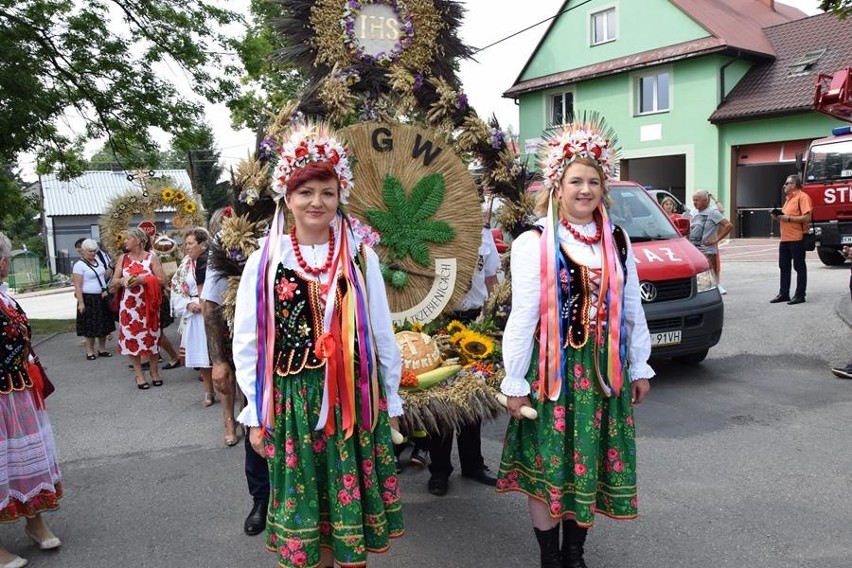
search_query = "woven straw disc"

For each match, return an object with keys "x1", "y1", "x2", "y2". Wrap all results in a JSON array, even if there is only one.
[{"x1": 341, "y1": 122, "x2": 481, "y2": 318}]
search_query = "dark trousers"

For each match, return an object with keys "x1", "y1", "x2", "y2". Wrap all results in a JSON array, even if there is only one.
[
  {"x1": 245, "y1": 434, "x2": 270, "y2": 504},
  {"x1": 428, "y1": 421, "x2": 485, "y2": 478},
  {"x1": 778, "y1": 240, "x2": 807, "y2": 298}
]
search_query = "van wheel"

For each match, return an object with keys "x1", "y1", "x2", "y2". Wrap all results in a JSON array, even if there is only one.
[
  {"x1": 817, "y1": 246, "x2": 846, "y2": 266},
  {"x1": 672, "y1": 349, "x2": 708, "y2": 365}
]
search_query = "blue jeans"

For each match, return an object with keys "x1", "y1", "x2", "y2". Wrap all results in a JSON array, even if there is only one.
[{"x1": 778, "y1": 240, "x2": 807, "y2": 298}]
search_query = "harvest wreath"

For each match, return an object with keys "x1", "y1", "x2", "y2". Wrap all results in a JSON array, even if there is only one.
[{"x1": 100, "y1": 178, "x2": 205, "y2": 258}]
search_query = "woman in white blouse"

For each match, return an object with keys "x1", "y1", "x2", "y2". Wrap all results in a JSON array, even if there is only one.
[
  {"x1": 497, "y1": 120, "x2": 652, "y2": 568},
  {"x1": 72, "y1": 238, "x2": 115, "y2": 359},
  {"x1": 232, "y1": 125, "x2": 403, "y2": 568}
]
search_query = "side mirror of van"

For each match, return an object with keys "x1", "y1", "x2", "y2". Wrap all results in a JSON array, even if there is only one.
[{"x1": 673, "y1": 217, "x2": 690, "y2": 236}]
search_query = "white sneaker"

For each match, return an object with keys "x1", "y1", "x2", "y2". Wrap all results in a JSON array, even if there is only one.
[{"x1": 718, "y1": 284, "x2": 727, "y2": 295}]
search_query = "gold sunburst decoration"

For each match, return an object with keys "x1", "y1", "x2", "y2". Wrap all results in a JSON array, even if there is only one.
[
  {"x1": 100, "y1": 178, "x2": 205, "y2": 257},
  {"x1": 311, "y1": 0, "x2": 444, "y2": 72}
]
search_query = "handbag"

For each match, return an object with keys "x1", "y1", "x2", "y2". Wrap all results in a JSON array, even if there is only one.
[
  {"x1": 27, "y1": 359, "x2": 55, "y2": 399},
  {"x1": 26, "y1": 344, "x2": 55, "y2": 409},
  {"x1": 109, "y1": 289, "x2": 122, "y2": 314}
]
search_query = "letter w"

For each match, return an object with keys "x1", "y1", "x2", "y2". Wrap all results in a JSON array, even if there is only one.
[{"x1": 412, "y1": 134, "x2": 442, "y2": 167}]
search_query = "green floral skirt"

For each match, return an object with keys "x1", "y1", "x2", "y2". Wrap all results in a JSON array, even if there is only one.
[
  {"x1": 496, "y1": 344, "x2": 638, "y2": 527},
  {"x1": 264, "y1": 368, "x2": 404, "y2": 568}
]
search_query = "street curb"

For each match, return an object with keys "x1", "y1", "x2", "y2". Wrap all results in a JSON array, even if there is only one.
[
  {"x1": 33, "y1": 332, "x2": 61, "y2": 348},
  {"x1": 12, "y1": 286, "x2": 74, "y2": 299}
]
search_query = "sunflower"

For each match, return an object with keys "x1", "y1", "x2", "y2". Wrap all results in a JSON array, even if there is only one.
[
  {"x1": 183, "y1": 201, "x2": 197, "y2": 214},
  {"x1": 173, "y1": 190, "x2": 186, "y2": 202},
  {"x1": 410, "y1": 321, "x2": 424, "y2": 333},
  {"x1": 161, "y1": 188, "x2": 175, "y2": 202},
  {"x1": 445, "y1": 320, "x2": 466, "y2": 335},
  {"x1": 456, "y1": 330, "x2": 495, "y2": 363}
]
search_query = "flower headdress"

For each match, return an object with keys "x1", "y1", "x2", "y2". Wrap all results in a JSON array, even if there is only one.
[
  {"x1": 270, "y1": 120, "x2": 354, "y2": 203},
  {"x1": 539, "y1": 112, "x2": 620, "y2": 190}
]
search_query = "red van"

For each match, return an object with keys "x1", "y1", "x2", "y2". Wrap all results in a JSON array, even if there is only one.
[{"x1": 609, "y1": 181, "x2": 724, "y2": 364}]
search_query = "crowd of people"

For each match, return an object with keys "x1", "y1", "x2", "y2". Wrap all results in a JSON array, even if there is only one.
[{"x1": 7, "y1": 109, "x2": 851, "y2": 568}]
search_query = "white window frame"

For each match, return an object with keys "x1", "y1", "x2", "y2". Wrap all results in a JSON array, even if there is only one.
[
  {"x1": 634, "y1": 68, "x2": 672, "y2": 115},
  {"x1": 590, "y1": 6, "x2": 617, "y2": 46},
  {"x1": 545, "y1": 88, "x2": 575, "y2": 129}
]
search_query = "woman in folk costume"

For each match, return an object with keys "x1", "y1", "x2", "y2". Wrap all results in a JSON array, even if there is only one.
[
  {"x1": 0, "y1": 232, "x2": 62, "y2": 568},
  {"x1": 233, "y1": 121, "x2": 404, "y2": 568},
  {"x1": 497, "y1": 116, "x2": 653, "y2": 568}
]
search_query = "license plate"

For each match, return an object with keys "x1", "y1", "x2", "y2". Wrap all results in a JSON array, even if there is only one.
[
  {"x1": 651, "y1": 330, "x2": 682, "y2": 346},
  {"x1": 842, "y1": 235, "x2": 852, "y2": 244}
]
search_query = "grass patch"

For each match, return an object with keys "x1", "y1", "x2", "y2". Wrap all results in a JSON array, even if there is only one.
[{"x1": 30, "y1": 319, "x2": 76, "y2": 335}]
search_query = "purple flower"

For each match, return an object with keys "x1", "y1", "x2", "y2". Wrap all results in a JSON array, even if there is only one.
[
  {"x1": 457, "y1": 92, "x2": 469, "y2": 111},
  {"x1": 490, "y1": 128, "x2": 505, "y2": 150},
  {"x1": 413, "y1": 73, "x2": 424, "y2": 91}
]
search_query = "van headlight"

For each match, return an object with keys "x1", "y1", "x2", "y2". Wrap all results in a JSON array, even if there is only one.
[{"x1": 696, "y1": 269, "x2": 717, "y2": 293}]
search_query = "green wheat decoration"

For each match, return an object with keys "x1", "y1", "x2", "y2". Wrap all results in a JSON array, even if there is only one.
[{"x1": 366, "y1": 173, "x2": 455, "y2": 288}]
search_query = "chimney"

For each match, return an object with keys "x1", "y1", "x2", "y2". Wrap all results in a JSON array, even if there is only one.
[{"x1": 760, "y1": 0, "x2": 775, "y2": 10}]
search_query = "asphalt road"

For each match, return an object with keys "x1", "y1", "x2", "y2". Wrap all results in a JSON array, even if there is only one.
[{"x1": 5, "y1": 244, "x2": 852, "y2": 568}]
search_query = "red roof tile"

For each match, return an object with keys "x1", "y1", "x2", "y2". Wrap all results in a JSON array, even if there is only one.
[
  {"x1": 504, "y1": 0, "x2": 805, "y2": 97},
  {"x1": 710, "y1": 13, "x2": 852, "y2": 122}
]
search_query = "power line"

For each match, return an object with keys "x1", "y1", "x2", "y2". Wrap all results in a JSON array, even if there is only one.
[{"x1": 471, "y1": 0, "x2": 593, "y2": 55}]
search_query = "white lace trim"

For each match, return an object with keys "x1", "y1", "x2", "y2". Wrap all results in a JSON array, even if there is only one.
[{"x1": 500, "y1": 375, "x2": 531, "y2": 397}]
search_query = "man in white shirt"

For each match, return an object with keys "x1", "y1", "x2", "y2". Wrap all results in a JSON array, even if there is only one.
[{"x1": 427, "y1": 227, "x2": 500, "y2": 496}]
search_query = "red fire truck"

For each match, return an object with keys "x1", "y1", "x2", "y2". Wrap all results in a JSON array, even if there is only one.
[{"x1": 805, "y1": 67, "x2": 852, "y2": 265}]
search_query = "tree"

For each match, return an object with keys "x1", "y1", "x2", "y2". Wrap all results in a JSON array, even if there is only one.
[
  {"x1": 86, "y1": 142, "x2": 172, "y2": 172},
  {"x1": 0, "y1": 170, "x2": 44, "y2": 256},
  {"x1": 228, "y1": 0, "x2": 305, "y2": 133},
  {"x1": 0, "y1": 0, "x2": 242, "y2": 182},
  {"x1": 820, "y1": 0, "x2": 852, "y2": 18},
  {"x1": 168, "y1": 125, "x2": 231, "y2": 214}
]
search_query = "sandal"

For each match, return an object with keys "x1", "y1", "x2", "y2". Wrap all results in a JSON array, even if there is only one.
[
  {"x1": 163, "y1": 360, "x2": 181, "y2": 370},
  {"x1": 224, "y1": 418, "x2": 239, "y2": 447},
  {"x1": 98, "y1": 351, "x2": 113, "y2": 358},
  {"x1": 136, "y1": 379, "x2": 150, "y2": 390},
  {"x1": 203, "y1": 392, "x2": 215, "y2": 407},
  {"x1": 86, "y1": 354, "x2": 97, "y2": 361},
  {"x1": 151, "y1": 377, "x2": 163, "y2": 387}
]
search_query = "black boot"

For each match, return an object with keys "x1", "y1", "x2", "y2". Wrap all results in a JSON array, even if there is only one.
[
  {"x1": 533, "y1": 526, "x2": 562, "y2": 568},
  {"x1": 562, "y1": 519, "x2": 588, "y2": 568}
]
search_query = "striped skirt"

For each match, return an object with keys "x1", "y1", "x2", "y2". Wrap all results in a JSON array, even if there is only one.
[{"x1": 0, "y1": 388, "x2": 63, "y2": 522}]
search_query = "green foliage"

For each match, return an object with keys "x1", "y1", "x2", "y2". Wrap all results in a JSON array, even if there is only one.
[
  {"x1": 0, "y1": 170, "x2": 44, "y2": 256},
  {"x1": 365, "y1": 174, "x2": 455, "y2": 267},
  {"x1": 0, "y1": 0, "x2": 242, "y2": 180},
  {"x1": 168, "y1": 125, "x2": 231, "y2": 214},
  {"x1": 820, "y1": 0, "x2": 851, "y2": 18},
  {"x1": 228, "y1": 0, "x2": 305, "y2": 131}
]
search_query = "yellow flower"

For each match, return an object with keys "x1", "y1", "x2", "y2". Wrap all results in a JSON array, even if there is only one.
[
  {"x1": 457, "y1": 330, "x2": 495, "y2": 363},
  {"x1": 183, "y1": 201, "x2": 197, "y2": 214},
  {"x1": 161, "y1": 188, "x2": 175, "y2": 202},
  {"x1": 410, "y1": 321, "x2": 424, "y2": 333},
  {"x1": 173, "y1": 190, "x2": 186, "y2": 202},
  {"x1": 446, "y1": 320, "x2": 466, "y2": 335}
]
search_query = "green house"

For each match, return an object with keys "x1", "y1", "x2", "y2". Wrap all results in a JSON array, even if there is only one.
[{"x1": 505, "y1": 0, "x2": 851, "y2": 236}]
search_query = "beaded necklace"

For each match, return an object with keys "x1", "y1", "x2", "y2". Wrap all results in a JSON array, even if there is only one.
[
  {"x1": 290, "y1": 227, "x2": 335, "y2": 276},
  {"x1": 560, "y1": 219, "x2": 602, "y2": 244}
]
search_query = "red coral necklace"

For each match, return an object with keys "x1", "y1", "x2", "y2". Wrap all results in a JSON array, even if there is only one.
[
  {"x1": 560, "y1": 219, "x2": 602, "y2": 244},
  {"x1": 291, "y1": 227, "x2": 335, "y2": 276}
]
